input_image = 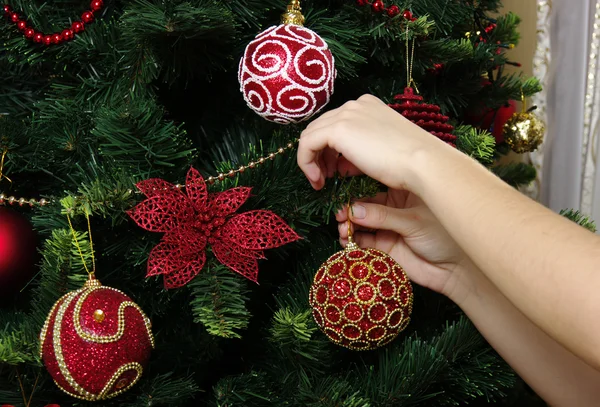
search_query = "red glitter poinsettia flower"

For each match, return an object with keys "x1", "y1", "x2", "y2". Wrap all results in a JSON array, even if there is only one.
[{"x1": 128, "y1": 167, "x2": 300, "y2": 289}]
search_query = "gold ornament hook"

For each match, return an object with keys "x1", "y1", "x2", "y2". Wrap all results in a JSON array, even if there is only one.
[
  {"x1": 281, "y1": 0, "x2": 305, "y2": 26},
  {"x1": 346, "y1": 210, "x2": 359, "y2": 251},
  {"x1": 0, "y1": 148, "x2": 13, "y2": 186}
]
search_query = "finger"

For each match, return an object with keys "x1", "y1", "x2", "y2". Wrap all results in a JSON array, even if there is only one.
[
  {"x1": 298, "y1": 129, "x2": 339, "y2": 190},
  {"x1": 335, "y1": 192, "x2": 389, "y2": 222},
  {"x1": 340, "y1": 231, "x2": 377, "y2": 249},
  {"x1": 349, "y1": 202, "x2": 420, "y2": 236},
  {"x1": 337, "y1": 156, "x2": 363, "y2": 178},
  {"x1": 323, "y1": 147, "x2": 340, "y2": 179},
  {"x1": 338, "y1": 217, "x2": 379, "y2": 239},
  {"x1": 305, "y1": 108, "x2": 342, "y2": 133}
]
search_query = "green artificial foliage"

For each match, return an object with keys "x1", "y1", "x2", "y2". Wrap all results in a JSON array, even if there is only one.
[
  {"x1": 0, "y1": 0, "x2": 544, "y2": 405},
  {"x1": 560, "y1": 209, "x2": 598, "y2": 233}
]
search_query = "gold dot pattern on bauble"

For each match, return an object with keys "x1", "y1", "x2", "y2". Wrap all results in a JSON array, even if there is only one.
[
  {"x1": 93, "y1": 309, "x2": 105, "y2": 323},
  {"x1": 503, "y1": 112, "x2": 545, "y2": 153},
  {"x1": 309, "y1": 247, "x2": 413, "y2": 351}
]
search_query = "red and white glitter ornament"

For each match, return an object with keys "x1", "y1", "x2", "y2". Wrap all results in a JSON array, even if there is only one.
[
  {"x1": 238, "y1": 0, "x2": 335, "y2": 124},
  {"x1": 389, "y1": 87, "x2": 457, "y2": 147},
  {"x1": 309, "y1": 235, "x2": 413, "y2": 351},
  {"x1": 40, "y1": 277, "x2": 154, "y2": 401}
]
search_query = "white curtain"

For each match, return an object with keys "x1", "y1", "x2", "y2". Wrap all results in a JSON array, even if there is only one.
[{"x1": 531, "y1": 0, "x2": 600, "y2": 221}]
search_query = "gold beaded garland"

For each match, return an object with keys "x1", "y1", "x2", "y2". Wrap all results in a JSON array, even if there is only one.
[{"x1": 0, "y1": 140, "x2": 298, "y2": 208}]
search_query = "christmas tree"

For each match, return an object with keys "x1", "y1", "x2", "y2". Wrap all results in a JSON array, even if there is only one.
[{"x1": 0, "y1": 0, "x2": 545, "y2": 405}]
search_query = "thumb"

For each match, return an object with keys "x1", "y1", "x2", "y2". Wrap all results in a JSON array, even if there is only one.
[{"x1": 349, "y1": 202, "x2": 419, "y2": 236}]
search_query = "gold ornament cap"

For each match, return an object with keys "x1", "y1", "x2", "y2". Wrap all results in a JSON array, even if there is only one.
[{"x1": 281, "y1": 0, "x2": 305, "y2": 26}]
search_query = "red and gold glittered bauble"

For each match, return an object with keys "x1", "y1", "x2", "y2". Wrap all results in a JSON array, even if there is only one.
[
  {"x1": 389, "y1": 87, "x2": 457, "y2": 147},
  {"x1": 39, "y1": 278, "x2": 154, "y2": 401},
  {"x1": 0, "y1": 207, "x2": 38, "y2": 300},
  {"x1": 238, "y1": 1, "x2": 335, "y2": 124},
  {"x1": 309, "y1": 241, "x2": 413, "y2": 351}
]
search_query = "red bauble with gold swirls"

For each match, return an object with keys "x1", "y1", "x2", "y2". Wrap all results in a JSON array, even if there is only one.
[
  {"x1": 309, "y1": 242, "x2": 413, "y2": 351},
  {"x1": 39, "y1": 278, "x2": 154, "y2": 401}
]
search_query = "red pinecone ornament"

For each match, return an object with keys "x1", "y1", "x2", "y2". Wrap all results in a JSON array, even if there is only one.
[
  {"x1": 389, "y1": 87, "x2": 457, "y2": 147},
  {"x1": 40, "y1": 278, "x2": 154, "y2": 401},
  {"x1": 309, "y1": 241, "x2": 413, "y2": 351}
]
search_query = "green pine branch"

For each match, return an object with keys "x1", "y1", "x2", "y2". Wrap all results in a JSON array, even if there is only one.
[
  {"x1": 560, "y1": 209, "x2": 597, "y2": 233},
  {"x1": 189, "y1": 262, "x2": 252, "y2": 339}
]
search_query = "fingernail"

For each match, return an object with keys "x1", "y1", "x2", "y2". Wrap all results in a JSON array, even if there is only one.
[{"x1": 351, "y1": 204, "x2": 366, "y2": 219}]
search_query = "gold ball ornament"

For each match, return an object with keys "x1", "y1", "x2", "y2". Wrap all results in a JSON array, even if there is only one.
[
  {"x1": 309, "y1": 237, "x2": 413, "y2": 351},
  {"x1": 503, "y1": 112, "x2": 545, "y2": 153}
]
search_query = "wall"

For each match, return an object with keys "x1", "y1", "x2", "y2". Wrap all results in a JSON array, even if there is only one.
[{"x1": 501, "y1": 0, "x2": 537, "y2": 77}]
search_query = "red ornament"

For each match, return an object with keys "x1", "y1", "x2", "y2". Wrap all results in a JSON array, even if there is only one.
[
  {"x1": 128, "y1": 167, "x2": 300, "y2": 288},
  {"x1": 0, "y1": 208, "x2": 37, "y2": 303},
  {"x1": 3, "y1": 2, "x2": 102, "y2": 44},
  {"x1": 45, "y1": 405, "x2": 61, "y2": 407},
  {"x1": 40, "y1": 278, "x2": 154, "y2": 401},
  {"x1": 238, "y1": 23, "x2": 336, "y2": 124},
  {"x1": 72, "y1": 21, "x2": 85, "y2": 33},
  {"x1": 356, "y1": 0, "x2": 369, "y2": 5},
  {"x1": 81, "y1": 11, "x2": 94, "y2": 23},
  {"x1": 61, "y1": 28, "x2": 74, "y2": 41},
  {"x1": 309, "y1": 242, "x2": 413, "y2": 351},
  {"x1": 467, "y1": 100, "x2": 517, "y2": 143},
  {"x1": 387, "y1": 5, "x2": 400, "y2": 17},
  {"x1": 402, "y1": 10, "x2": 413, "y2": 20},
  {"x1": 90, "y1": 0, "x2": 103, "y2": 12},
  {"x1": 371, "y1": 0, "x2": 385, "y2": 12},
  {"x1": 388, "y1": 87, "x2": 457, "y2": 146}
]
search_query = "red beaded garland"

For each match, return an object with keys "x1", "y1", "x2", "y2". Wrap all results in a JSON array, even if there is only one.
[
  {"x1": 72, "y1": 21, "x2": 85, "y2": 33},
  {"x1": 387, "y1": 5, "x2": 400, "y2": 17},
  {"x1": 81, "y1": 11, "x2": 94, "y2": 23},
  {"x1": 2, "y1": 2, "x2": 102, "y2": 46},
  {"x1": 61, "y1": 28, "x2": 74, "y2": 41},
  {"x1": 91, "y1": 0, "x2": 103, "y2": 12},
  {"x1": 354, "y1": 2, "x2": 417, "y2": 22},
  {"x1": 371, "y1": 0, "x2": 385, "y2": 12}
]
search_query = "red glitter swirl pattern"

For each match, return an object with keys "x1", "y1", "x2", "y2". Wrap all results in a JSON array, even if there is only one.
[
  {"x1": 238, "y1": 24, "x2": 336, "y2": 124},
  {"x1": 309, "y1": 247, "x2": 413, "y2": 351},
  {"x1": 39, "y1": 282, "x2": 154, "y2": 401}
]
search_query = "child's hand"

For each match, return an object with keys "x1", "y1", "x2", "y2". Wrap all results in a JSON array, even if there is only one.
[
  {"x1": 297, "y1": 94, "x2": 450, "y2": 193},
  {"x1": 337, "y1": 190, "x2": 475, "y2": 304}
]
